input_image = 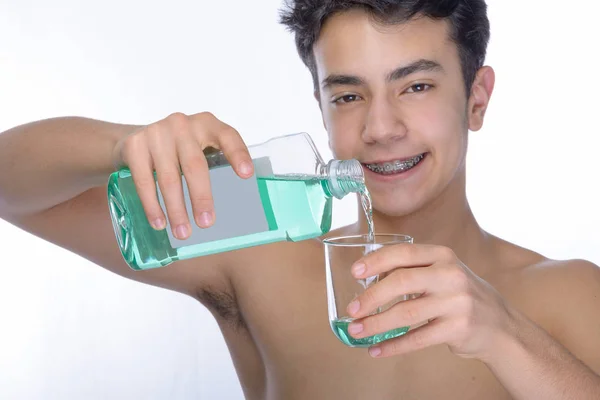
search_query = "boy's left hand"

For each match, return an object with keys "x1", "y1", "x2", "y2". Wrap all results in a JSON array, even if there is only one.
[{"x1": 345, "y1": 243, "x2": 516, "y2": 360}]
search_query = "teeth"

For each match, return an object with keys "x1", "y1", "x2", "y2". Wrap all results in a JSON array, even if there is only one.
[{"x1": 366, "y1": 154, "x2": 424, "y2": 175}]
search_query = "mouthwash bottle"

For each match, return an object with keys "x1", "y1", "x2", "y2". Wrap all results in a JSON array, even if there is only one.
[{"x1": 107, "y1": 132, "x2": 364, "y2": 270}]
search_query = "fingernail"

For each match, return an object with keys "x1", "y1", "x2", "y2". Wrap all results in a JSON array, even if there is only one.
[
  {"x1": 352, "y1": 263, "x2": 366, "y2": 277},
  {"x1": 347, "y1": 300, "x2": 360, "y2": 316},
  {"x1": 197, "y1": 212, "x2": 213, "y2": 228},
  {"x1": 175, "y1": 224, "x2": 189, "y2": 239},
  {"x1": 348, "y1": 322, "x2": 363, "y2": 335},
  {"x1": 369, "y1": 347, "x2": 382, "y2": 357},
  {"x1": 240, "y1": 161, "x2": 253, "y2": 176},
  {"x1": 152, "y1": 218, "x2": 165, "y2": 230}
]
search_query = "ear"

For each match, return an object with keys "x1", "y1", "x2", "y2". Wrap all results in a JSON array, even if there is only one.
[
  {"x1": 467, "y1": 66, "x2": 495, "y2": 132},
  {"x1": 314, "y1": 89, "x2": 322, "y2": 111}
]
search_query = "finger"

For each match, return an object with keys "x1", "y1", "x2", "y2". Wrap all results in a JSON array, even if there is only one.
[
  {"x1": 347, "y1": 267, "x2": 438, "y2": 319},
  {"x1": 125, "y1": 135, "x2": 166, "y2": 230},
  {"x1": 208, "y1": 119, "x2": 254, "y2": 178},
  {"x1": 176, "y1": 134, "x2": 215, "y2": 228},
  {"x1": 367, "y1": 317, "x2": 447, "y2": 358},
  {"x1": 347, "y1": 294, "x2": 446, "y2": 339},
  {"x1": 148, "y1": 125, "x2": 191, "y2": 240},
  {"x1": 351, "y1": 244, "x2": 457, "y2": 278}
]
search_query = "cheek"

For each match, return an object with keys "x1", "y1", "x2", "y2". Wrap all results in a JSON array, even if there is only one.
[
  {"x1": 323, "y1": 106, "x2": 366, "y2": 159},
  {"x1": 411, "y1": 96, "x2": 467, "y2": 157},
  {"x1": 324, "y1": 104, "x2": 365, "y2": 129},
  {"x1": 327, "y1": 130, "x2": 360, "y2": 159}
]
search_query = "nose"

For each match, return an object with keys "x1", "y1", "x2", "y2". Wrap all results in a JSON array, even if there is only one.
[{"x1": 362, "y1": 95, "x2": 407, "y2": 145}]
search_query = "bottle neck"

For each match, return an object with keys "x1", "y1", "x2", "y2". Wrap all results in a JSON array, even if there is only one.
[{"x1": 323, "y1": 159, "x2": 365, "y2": 199}]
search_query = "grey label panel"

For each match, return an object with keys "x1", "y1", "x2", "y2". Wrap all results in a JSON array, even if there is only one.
[{"x1": 157, "y1": 158, "x2": 273, "y2": 249}]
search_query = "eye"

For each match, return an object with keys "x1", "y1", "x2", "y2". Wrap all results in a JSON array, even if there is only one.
[
  {"x1": 405, "y1": 83, "x2": 433, "y2": 94},
  {"x1": 332, "y1": 94, "x2": 362, "y2": 104}
]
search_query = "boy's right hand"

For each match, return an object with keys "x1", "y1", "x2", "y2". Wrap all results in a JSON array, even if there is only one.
[{"x1": 111, "y1": 112, "x2": 254, "y2": 240}]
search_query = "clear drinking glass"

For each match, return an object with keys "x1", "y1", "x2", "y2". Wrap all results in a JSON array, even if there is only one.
[{"x1": 323, "y1": 233, "x2": 414, "y2": 348}]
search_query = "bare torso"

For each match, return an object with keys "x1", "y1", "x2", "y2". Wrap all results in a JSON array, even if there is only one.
[
  {"x1": 3, "y1": 185, "x2": 594, "y2": 399},
  {"x1": 202, "y1": 228, "x2": 554, "y2": 400}
]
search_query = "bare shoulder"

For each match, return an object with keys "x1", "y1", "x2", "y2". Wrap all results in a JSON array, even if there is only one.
[
  {"x1": 501, "y1": 244, "x2": 600, "y2": 320},
  {"x1": 488, "y1": 235, "x2": 599, "y2": 291},
  {"x1": 225, "y1": 234, "x2": 326, "y2": 269},
  {"x1": 518, "y1": 257, "x2": 600, "y2": 302},
  {"x1": 508, "y1": 255, "x2": 600, "y2": 370},
  {"x1": 485, "y1": 235, "x2": 600, "y2": 346},
  {"x1": 224, "y1": 223, "x2": 357, "y2": 266}
]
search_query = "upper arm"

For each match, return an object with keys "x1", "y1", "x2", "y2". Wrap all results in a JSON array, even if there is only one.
[
  {"x1": 1, "y1": 185, "x2": 233, "y2": 300},
  {"x1": 534, "y1": 260, "x2": 600, "y2": 373}
]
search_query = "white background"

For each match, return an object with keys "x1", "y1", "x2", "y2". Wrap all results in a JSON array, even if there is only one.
[{"x1": 1, "y1": 0, "x2": 599, "y2": 399}]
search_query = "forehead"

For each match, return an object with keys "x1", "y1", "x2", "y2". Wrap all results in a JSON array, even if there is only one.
[{"x1": 313, "y1": 9, "x2": 458, "y2": 81}]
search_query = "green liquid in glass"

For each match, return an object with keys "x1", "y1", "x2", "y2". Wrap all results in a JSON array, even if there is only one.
[{"x1": 331, "y1": 317, "x2": 410, "y2": 348}]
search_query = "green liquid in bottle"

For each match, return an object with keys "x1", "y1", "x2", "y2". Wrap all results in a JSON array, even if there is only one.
[
  {"x1": 331, "y1": 317, "x2": 410, "y2": 348},
  {"x1": 108, "y1": 170, "x2": 344, "y2": 270}
]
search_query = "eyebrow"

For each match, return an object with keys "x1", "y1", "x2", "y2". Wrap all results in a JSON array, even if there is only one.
[{"x1": 321, "y1": 59, "x2": 444, "y2": 90}]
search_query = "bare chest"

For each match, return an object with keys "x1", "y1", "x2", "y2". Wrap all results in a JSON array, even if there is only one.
[{"x1": 224, "y1": 241, "x2": 514, "y2": 399}]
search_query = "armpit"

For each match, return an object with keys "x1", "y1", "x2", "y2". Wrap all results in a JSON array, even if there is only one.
[{"x1": 196, "y1": 287, "x2": 247, "y2": 331}]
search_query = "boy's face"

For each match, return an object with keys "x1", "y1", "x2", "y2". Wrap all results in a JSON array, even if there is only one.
[{"x1": 313, "y1": 10, "x2": 493, "y2": 217}]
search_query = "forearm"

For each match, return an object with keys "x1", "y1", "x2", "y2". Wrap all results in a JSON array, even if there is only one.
[
  {"x1": 0, "y1": 117, "x2": 138, "y2": 215},
  {"x1": 486, "y1": 310, "x2": 600, "y2": 400}
]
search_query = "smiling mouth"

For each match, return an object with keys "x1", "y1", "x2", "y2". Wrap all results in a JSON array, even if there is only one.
[{"x1": 364, "y1": 154, "x2": 426, "y2": 175}]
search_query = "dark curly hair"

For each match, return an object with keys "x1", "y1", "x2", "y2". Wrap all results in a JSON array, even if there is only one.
[{"x1": 279, "y1": 0, "x2": 490, "y2": 95}]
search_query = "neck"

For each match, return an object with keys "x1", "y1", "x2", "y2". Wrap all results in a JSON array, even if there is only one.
[{"x1": 355, "y1": 169, "x2": 490, "y2": 265}]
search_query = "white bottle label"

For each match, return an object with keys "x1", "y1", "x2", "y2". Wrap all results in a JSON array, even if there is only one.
[{"x1": 157, "y1": 157, "x2": 274, "y2": 248}]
